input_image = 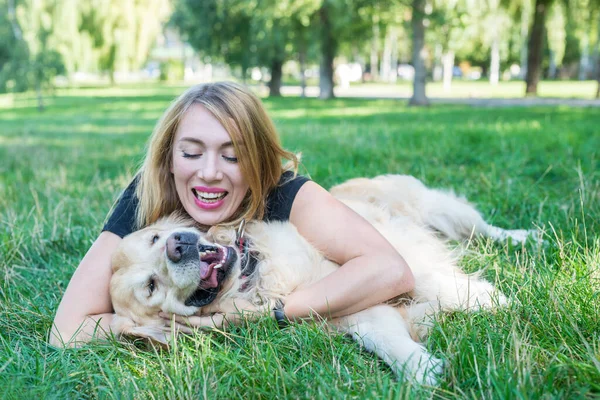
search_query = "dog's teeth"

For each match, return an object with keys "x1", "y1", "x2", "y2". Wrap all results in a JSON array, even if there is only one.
[
  {"x1": 213, "y1": 263, "x2": 222, "y2": 269},
  {"x1": 200, "y1": 251, "x2": 205, "y2": 257}
]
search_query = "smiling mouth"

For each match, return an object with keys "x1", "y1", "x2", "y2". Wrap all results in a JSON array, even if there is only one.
[{"x1": 192, "y1": 188, "x2": 228, "y2": 203}]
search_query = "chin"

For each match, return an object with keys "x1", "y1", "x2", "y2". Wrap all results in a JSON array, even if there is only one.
[{"x1": 189, "y1": 209, "x2": 231, "y2": 226}]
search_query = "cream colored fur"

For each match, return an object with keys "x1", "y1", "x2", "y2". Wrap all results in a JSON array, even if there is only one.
[{"x1": 110, "y1": 174, "x2": 535, "y2": 385}]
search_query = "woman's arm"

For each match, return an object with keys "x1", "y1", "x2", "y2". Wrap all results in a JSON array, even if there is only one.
[
  {"x1": 284, "y1": 181, "x2": 415, "y2": 320},
  {"x1": 49, "y1": 231, "x2": 121, "y2": 348}
]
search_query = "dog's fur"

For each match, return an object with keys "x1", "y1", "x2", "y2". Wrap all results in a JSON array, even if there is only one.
[{"x1": 110, "y1": 174, "x2": 534, "y2": 384}]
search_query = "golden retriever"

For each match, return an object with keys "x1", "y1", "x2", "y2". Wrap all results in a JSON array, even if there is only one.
[{"x1": 110, "y1": 174, "x2": 534, "y2": 384}]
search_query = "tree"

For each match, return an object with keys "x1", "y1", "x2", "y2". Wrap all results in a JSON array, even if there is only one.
[
  {"x1": 429, "y1": 0, "x2": 469, "y2": 91},
  {"x1": 79, "y1": 0, "x2": 170, "y2": 84},
  {"x1": 525, "y1": 0, "x2": 553, "y2": 96},
  {"x1": 318, "y1": 0, "x2": 336, "y2": 98},
  {"x1": 172, "y1": 0, "x2": 319, "y2": 97},
  {"x1": 2, "y1": 0, "x2": 65, "y2": 110},
  {"x1": 409, "y1": 0, "x2": 429, "y2": 106}
]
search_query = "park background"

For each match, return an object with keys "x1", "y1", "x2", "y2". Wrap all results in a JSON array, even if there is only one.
[{"x1": 1, "y1": 0, "x2": 599, "y2": 398}]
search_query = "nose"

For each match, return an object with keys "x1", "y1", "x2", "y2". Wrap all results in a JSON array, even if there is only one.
[
  {"x1": 197, "y1": 152, "x2": 223, "y2": 182},
  {"x1": 166, "y1": 231, "x2": 200, "y2": 263}
]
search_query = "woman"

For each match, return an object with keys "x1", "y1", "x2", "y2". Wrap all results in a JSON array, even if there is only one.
[{"x1": 50, "y1": 82, "x2": 414, "y2": 347}]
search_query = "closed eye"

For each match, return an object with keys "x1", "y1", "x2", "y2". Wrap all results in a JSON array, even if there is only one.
[
  {"x1": 222, "y1": 155, "x2": 238, "y2": 163},
  {"x1": 183, "y1": 151, "x2": 201, "y2": 159}
]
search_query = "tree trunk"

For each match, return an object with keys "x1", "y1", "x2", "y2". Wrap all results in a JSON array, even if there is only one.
[
  {"x1": 597, "y1": 14, "x2": 600, "y2": 99},
  {"x1": 519, "y1": 0, "x2": 531, "y2": 79},
  {"x1": 370, "y1": 21, "x2": 380, "y2": 81},
  {"x1": 35, "y1": 81, "x2": 44, "y2": 112},
  {"x1": 299, "y1": 49, "x2": 307, "y2": 98},
  {"x1": 596, "y1": 55, "x2": 600, "y2": 98},
  {"x1": 109, "y1": 68, "x2": 116, "y2": 86},
  {"x1": 490, "y1": 34, "x2": 500, "y2": 85},
  {"x1": 7, "y1": 0, "x2": 23, "y2": 40},
  {"x1": 381, "y1": 26, "x2": 392, "y2": 81},
  {"x1": 525, "y1": 0, "x2": 552, "y2": 96},
  {"x1": 409, "y1": 0, "x2": 429, "y2": 106},
  {"x1": 548, "y1": 49, "x2": 557, "y2": 79},
  {"x1": 390, "y1": 28, "x2": 399, "y2": 83},
  {"x1": 433, "y1": 44, "x2": 443, "y2": 81},
  {"x1": 579, "y1": 36, "x2": 589, "y2": 81},
  {"x1": 442, "y1": 51, "x2": 454, "y2": 92},
  {"x1": 319, "y1": 1, "x2": 335, "y2": 99},
  {"x1": 294, "y1": 20, "x2": 308, "y2": 97},
  {"x1": 268, "y1": 58, "x2": 283, "y2": 97},
  {"x1": 489, "y1": 0, "x2": 500, "y2": 85}
]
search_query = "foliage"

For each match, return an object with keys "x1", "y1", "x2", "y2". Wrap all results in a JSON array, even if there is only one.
[
  {"x1": 0, "y1": 0, "x2": 65, "y2": 108},
  {"x1": 1, "y1": 0, "x2": 599, "y2": 95},
  {"x1": 170, "y1": 0, "x2": 322, "y2": 82}
]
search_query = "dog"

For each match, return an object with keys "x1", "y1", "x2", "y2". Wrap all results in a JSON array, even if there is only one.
[{"x1": 109, "y1": 174, "x2": 535, "y2": 384}]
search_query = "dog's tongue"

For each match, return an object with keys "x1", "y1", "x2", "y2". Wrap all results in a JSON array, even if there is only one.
[{"x1": 200, "y1": 261, "x2": 219, "y2": 289}]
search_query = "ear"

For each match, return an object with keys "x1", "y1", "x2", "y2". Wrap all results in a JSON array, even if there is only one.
[
  {"x1": 111, "y1": 314, "x2": 172, "y2": 346},
  {"x1": 111, "y1": 250, "x2": 131, "y2": 273}
]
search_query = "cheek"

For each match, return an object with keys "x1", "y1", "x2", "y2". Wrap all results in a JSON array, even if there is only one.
[
  {"x1": 227, "y1": 165, "x2": 248, "y2": 190},
  {"x1": 172, "y1": 158, "x2": 196, "y2": 182}
]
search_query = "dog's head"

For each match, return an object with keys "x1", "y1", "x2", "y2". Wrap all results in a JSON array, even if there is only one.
[{"x1": 109, "y1": 215, "x2": 239, "y2": 342}]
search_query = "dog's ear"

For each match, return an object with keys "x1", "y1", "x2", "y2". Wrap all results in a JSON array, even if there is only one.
[
  {"x1": 111, "y1": 314, "x2": 171, "y2": 346},
  {"x1": 111, "y1": 249, "x2": 131, "y2": 273}
]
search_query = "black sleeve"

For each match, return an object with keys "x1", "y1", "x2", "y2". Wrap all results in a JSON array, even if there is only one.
[
  {"x1": 102, "y1": 176, "x2": 140, "y2": 238},
  {"x1": 264, "y1": 171, "x2": 310, "y2": 222}
]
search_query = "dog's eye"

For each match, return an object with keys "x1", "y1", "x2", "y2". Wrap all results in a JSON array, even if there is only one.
[
  {"x1": 148, "y1": 277, "x2": 156, "y2": 295},
  {"x1": 151, "y1": 234, "x2": 159, "y2": 245}
]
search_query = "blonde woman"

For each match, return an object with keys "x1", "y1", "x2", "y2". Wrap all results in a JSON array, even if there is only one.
[{"x1": 50, "y1": 82, "x2": 414, "y2": 347}]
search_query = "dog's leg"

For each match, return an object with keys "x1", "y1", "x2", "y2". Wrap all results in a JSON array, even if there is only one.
[
  {"x1": 332, "y1": 175, "x2": 536, "y2": 243},
  {"x1": 419, "y1": 189, "x2": 530, "y2": 243},
  {"x1": 413, "y1": 185, "x2": 536, "y2": 244},
  {"x1": 332, "y1": 305, "x2": 443, "y2": 385},
  {"x1": 196, "y1": 298, "x2": 266, "y2": 327}
]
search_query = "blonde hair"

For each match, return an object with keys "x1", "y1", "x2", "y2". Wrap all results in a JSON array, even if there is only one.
[{"x1": 135, "y1": 82, "x2": 298, "y2": 229}]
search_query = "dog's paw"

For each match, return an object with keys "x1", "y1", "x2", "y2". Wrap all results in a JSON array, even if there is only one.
[
  {"x1": 406, "y1": 352, "x2": 444, "y2": 386},
  {"x1": 487, "y1": 226, "x2": 542, "y2": 245},
  {"x1": 468, "y1": 289, "x2": 509, "y2": 310},
  {"x1": 503, "y1": 228, "x2": 540, "y2": 245}
]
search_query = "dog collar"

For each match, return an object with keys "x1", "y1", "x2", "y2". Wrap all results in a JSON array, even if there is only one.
[{"x1": 235, "y1": 219, "x2": 259, "y2": 290}]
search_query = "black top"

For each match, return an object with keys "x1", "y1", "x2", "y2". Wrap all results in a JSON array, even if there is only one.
[{"x1": 102, "y1": 171, "x2": 310, "y2": 238}]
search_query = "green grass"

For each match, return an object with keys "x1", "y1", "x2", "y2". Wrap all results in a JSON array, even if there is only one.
[{"x1": 1, "y1": 85, "x2": 599, "y2": 399}]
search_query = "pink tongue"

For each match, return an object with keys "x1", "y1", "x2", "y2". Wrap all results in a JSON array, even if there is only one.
[
  {"x1": 199, "y1": 261, "x2": 219, "y2": 289},
  {"x1": 204, "y1": 269, "x2": 219, "y2": 288},
  {"x1": 200, "y1": 261, "x2": 211, "y2": 279}
]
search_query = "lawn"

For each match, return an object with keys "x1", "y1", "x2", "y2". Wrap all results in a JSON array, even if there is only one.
[
  {"x1": 0, "y1": 85, "x2": 599, "y2": 399},
  {"x1": 338, "y1": 80, "x2": 600, "y2": 99}
]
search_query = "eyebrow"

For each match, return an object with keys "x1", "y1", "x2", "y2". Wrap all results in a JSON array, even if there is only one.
[{"x1": 179, "y1": 137, "x2": 233, "y2": 148}]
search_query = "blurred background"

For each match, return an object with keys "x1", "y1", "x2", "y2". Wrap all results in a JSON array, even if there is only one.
[{"x1": 1, "y1": 0, "x2": 599, "y2": 109}]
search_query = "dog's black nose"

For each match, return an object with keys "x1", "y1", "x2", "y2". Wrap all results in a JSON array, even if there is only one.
[{"x1": 166, "y1": 231, "x2": 199, "y2": 263}]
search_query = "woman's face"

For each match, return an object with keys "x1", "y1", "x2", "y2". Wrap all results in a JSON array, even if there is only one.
[{"x1": 171, "y1": 103, "x2": 249, "y2": 226}]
